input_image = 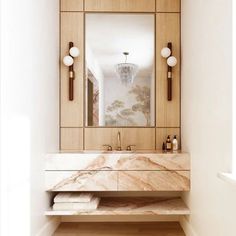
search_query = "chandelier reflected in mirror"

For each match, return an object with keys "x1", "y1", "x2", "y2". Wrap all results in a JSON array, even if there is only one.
[{"x1": 115, "y1": 52, "x2": 138, "y2": 85}]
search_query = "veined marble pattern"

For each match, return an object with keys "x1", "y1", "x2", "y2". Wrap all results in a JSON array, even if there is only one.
[
  {"x1": 46, "y1": 170, "x2": 118, "y2": 191},
  {"x1": 46, "y1": 170, "x2": 190, "y2": 192},
  {"x1": 45, "y1": 197, "x2": 190, "y2": 216},
  {"x1": 45, "y1": 152, "x2": 190, "y2": 171},
  {"x1": 45, "y1": 152, "x2": 190, "y2": 192},
  {"x1": 118, "y1": 171, "x2": 190, "y2": 191}
]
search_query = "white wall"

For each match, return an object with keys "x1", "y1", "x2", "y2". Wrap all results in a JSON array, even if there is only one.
[
  {"x1": 181, "y1": 0, "x2": 236, "y2": 235},
  {"x1": 0, "y1": 0, "x2": 59, "y2": 235}
]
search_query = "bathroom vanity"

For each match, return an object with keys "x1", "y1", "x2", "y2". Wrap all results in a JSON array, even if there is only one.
[
  {"x1": 45, "y1": 151, "x2": 190, "y2": 217},
  {"x1": 45, "y1": 0, "x2": 189, "y2": 220},
  {"x1": 45, "y1": 152, "x2": 190, "y2": 192}
]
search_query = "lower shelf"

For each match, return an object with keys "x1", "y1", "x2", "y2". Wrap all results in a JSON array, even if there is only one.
[
  {"x1": 54, "y1": 222, "x2": 186, "y2": 236},
  {"x1": 45, "y1": 197, "x2": 190, "y2": 216}
]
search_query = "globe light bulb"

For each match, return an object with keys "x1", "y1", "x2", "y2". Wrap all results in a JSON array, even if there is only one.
[
  {"x1": 69, "y1": 47, "x2": 80, "y2": 58},
  {"x1": 63, "y1": 55, "x2": 74, "y2": 66},
  {"x1": 167, "y1": 56, "x2": 177, "y2": 67},
  {"x1": 161, "y1": 47, "x2": 171, "y2": 58}
]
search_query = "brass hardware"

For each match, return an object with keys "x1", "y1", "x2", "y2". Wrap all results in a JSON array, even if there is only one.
[
  {"x1": 103, "y1": 145, "x2": 113, "y2": 151},
  {"x1": 126, "y1": 145, "x2": 136, "y2": 151},
  {"x1": 69, "y1": 71, "x2": 74, "y2": 79},
  {"x1": 117, "y1": 131, "x2": 122, "y2": 151}
]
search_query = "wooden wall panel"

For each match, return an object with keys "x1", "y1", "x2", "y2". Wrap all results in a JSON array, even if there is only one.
[
  {"x1": 84, "y1": 128, "x2": 120, "y2": 150},
  {"x1": 122, "y1": 128, "x2": 155, "y2": 150},
  {"x1": 85, "y1": 0, "x2": 156, "y2": 12},
  {"x1": 84, "y1": 128, "x2": 155, "y2": 150},
  {"x1": 61, "y1": 12, "x2": 84, "y2": 127},
  {"x1": 61, "y1": 0, "x2": 83, "y2": 11},
  {"x1": 61, "y1": 128, "x2": 83, "y2": 150},
  {"x1": 156, "y1": 0, "x2": 180, "y2": 12},
  {"x1": 156, "y1": 13, "x2": 180, "y2": 127},
  {"x1": 156, "y1": 128, "x2": 180, "y2": 150}
]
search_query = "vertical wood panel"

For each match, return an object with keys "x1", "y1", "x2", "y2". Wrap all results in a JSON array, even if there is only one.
[
  {"x1": 85, "y1": 0, "x2": 156, "y2": 12},
  {"x1": 61, "y1": 12, "x2": 84, "y2": 127},
  {"x1": 156, "y1": 0, "x2": 180, "y2": 12},
  {"x1": 61, "y1": 0, "x2": 84, "y2": 11},
  {"x1": 61, "y1": 128, "x2": 83, "y2": 150},
  {"x1": 122, "y1": 128, "x2": 155, "y2": 150},
  {"x1": 156, "y1": 128, "x2": 180, "y2": 150},
  {"x1": 156, "y1": 13, "x2": 180, "y2": 127}
]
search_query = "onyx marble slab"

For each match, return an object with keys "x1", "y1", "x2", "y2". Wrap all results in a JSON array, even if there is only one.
[
  {"x1": 45, "y1": 152, "x2": 190, "y2": 171},
  {"x1": 45, "y1": 197, "x2": 190, "y2": 216},
  {"x1": 118, "y1": 171, "x2": 190, "y2": 191},
  {"x1": 46, "y1": 171, "x2": 118, "y2": 191},
  {"x1": 46, "y1": 170, "x2": 190, "y2": 192}
]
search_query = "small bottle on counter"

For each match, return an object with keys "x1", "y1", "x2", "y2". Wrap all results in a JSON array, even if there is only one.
[
  {"x1": 162, "y1": 142, "x2": 166, "y2": 152},
  {"x1": 166, "y1": 135, "x2": 172, "y2": 151},
  {"x1": 172, "y1": 135, "x2": 178, "y2": 151}
]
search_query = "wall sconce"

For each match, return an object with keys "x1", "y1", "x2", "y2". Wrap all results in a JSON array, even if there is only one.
[
  {"x1": 63, "y1": 42, "x2": 80, "y2": 101},
  {"x1": 161, "y1": 42, "x2": 177, "y2": 101}
]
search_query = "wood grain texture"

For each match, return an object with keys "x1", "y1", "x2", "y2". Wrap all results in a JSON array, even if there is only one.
[
  {"x1": 54, "y1": 222, "x2": 186, "y2": 235},
  {"x1": 61, "y1": 0, "x2": 83, "y2": 11},
  {"x1": 85, "y1": 0, "x2": 156, "y2": 12},
  {"x1": 156, "y1": 128, "x2": 180, "y2": 149},
  {"x1": 60, "y1": 128, "x2": 83, "y2": 150},
  {"x1": 61, "y1": 12, "x2": 84, "y2": 127},
  {"x1": 121, "y1": 128, "x2": 155, "y2": 150},
  {"x1": 84, "y1": 128, "x2": 120, "y2": 150},
  {"x1": 156, "y1": 13, "x2": 180, "y2": 127},
  {"x1": 84, "y1": 128, "x2": 155, "y2": 150},
  {"x1": 156, "y1": 0, "x2": 180, "y2": 12},
  {"x1": 118, "y1": 171, "x2": 190, "y2": 191}
]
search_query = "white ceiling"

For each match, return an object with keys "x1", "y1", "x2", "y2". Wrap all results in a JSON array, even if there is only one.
[{"x1": 86, "y1": 14, "x2": 155, "y2": 78}]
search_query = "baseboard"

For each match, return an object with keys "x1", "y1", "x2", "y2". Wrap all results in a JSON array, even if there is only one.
[
  {"x1": 36, "y1": 217, "x2": 60, "y2": 236},
  {"x1": 180, "y1": 216, "x2": 198, "y2": 236}
]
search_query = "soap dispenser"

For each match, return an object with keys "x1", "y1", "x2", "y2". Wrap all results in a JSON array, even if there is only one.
[
  {"x1": 172, "y1": 135, "x2": 178, "y2": 151},
  {"x1": 166, "y1": 135, "x2": 172, "y2": 151}
]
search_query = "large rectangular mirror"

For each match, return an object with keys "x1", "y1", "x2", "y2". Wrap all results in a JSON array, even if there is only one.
[{"x1": 85, "y1": 13, "x2": 155, "y2": 127}]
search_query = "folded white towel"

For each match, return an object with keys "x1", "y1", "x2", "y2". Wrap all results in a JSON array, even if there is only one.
[
  {"x1": 54, "y1": 193, "x2": 93, "y2": 203},
  {"x1": 53, "y1": 197, "x2": 100, "y2": 211}
]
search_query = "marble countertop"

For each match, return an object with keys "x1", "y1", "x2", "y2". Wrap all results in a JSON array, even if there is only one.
[{"x1": 45, "y1": 152, "x2": 190, "y2": 171}]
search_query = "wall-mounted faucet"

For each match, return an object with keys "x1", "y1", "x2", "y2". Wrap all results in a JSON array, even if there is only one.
[{"x1": 117, "y1": 131, "x2": 122, "y2": 151}]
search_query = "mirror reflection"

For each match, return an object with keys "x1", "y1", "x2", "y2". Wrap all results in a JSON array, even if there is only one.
[{"x1": 86, "y1": 13, "x2": 155, "y2": 127}]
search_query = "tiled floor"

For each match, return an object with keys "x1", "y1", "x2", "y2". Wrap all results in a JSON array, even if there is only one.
[{"x1": 54, "y1": 222, "x2": 185, "y2": 236}]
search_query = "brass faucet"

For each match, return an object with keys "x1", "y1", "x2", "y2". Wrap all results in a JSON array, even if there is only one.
[
  {"x1": 117, "y1": 131, "x2": 122, "y2": 151},
  {"x1": 126, "y1": 145, "x2": 136, "y2": 151},
  {"x1": 103, "y1": 145, "x2": 112, "y2": 151}
]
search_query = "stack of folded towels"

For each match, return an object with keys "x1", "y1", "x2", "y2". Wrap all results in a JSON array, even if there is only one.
[{"x1": 52, "y1": 193, "x2": 100, "y2": 211}]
